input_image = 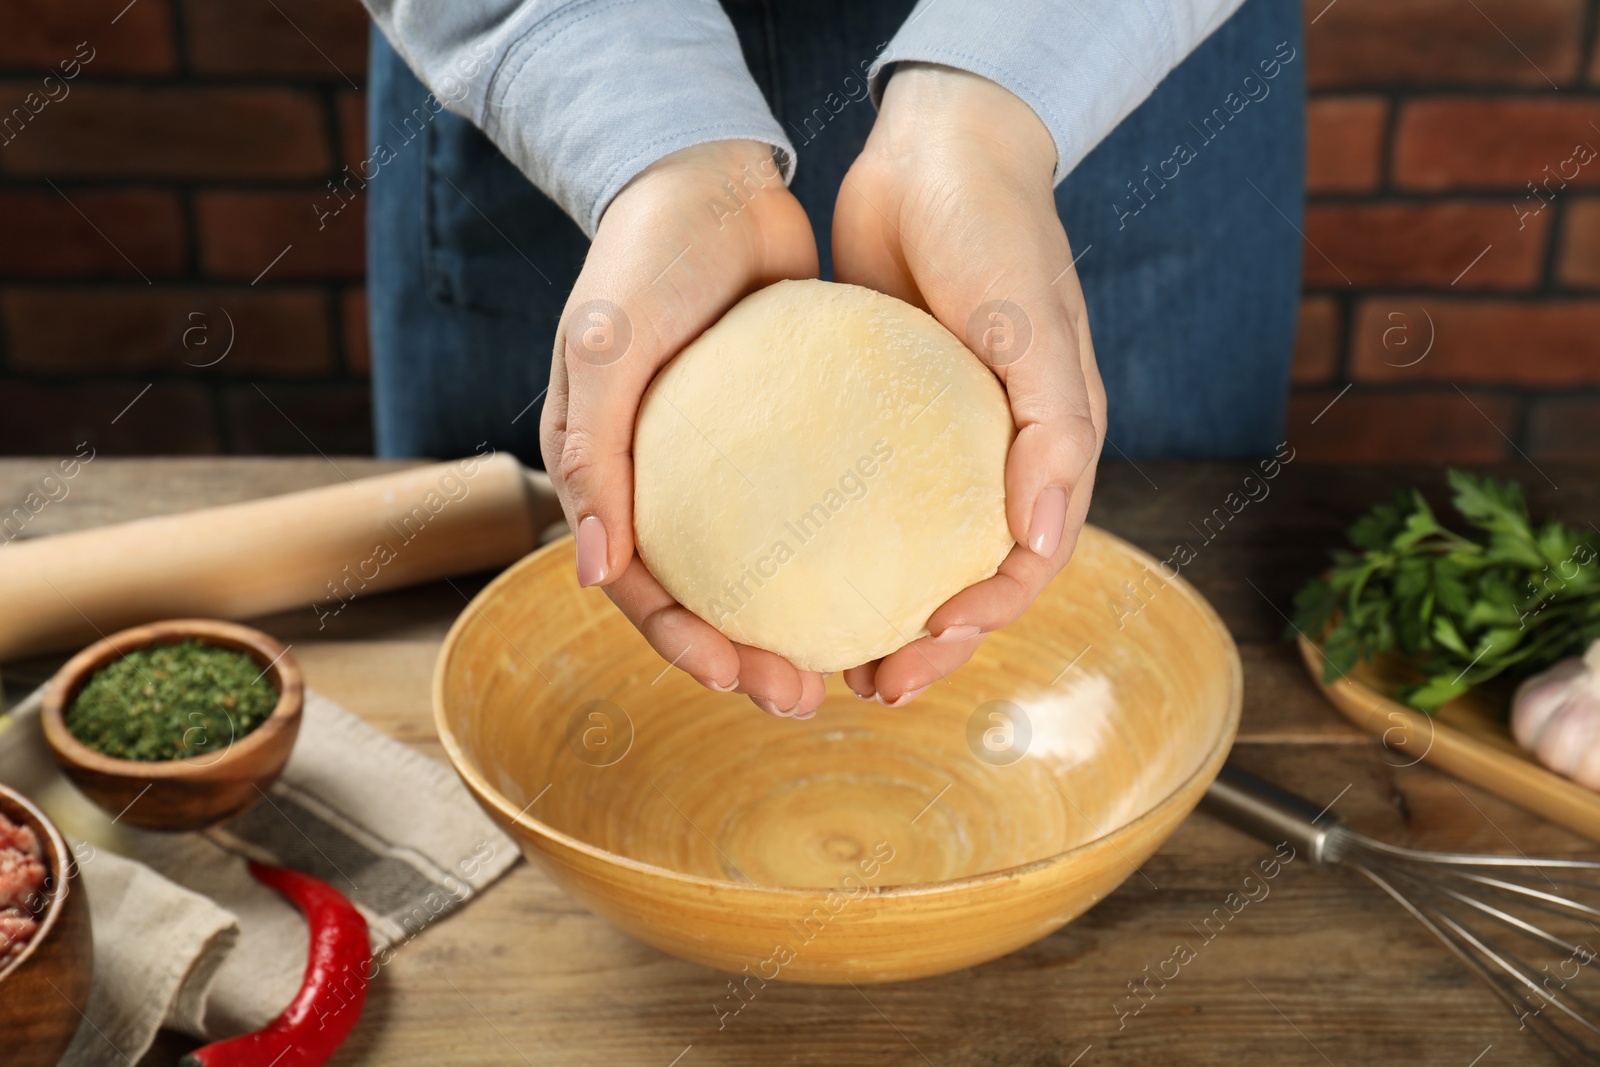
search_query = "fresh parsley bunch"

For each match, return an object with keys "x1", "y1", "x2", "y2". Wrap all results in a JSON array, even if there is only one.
[{"x1": 1292, "y1": 470, "x2": 1600, "y2": 713}]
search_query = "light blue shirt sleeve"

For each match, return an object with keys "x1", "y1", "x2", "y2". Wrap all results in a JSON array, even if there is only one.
[
  {"x1": 362, "y1": 0, "x2": 1250, "y2": 235},
  {"x1": 361, "y1": 0, "x2": 796, "y2": 237},
  {"x1": 867, "y1": 0, "x2": 1250, "y2": 184}
]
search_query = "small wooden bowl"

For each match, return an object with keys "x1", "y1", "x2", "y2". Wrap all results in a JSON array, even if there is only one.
[
  {"x1": 41, "y1": 619, "x2": 303, "y2": 832},
  {"x1": 435, "y1": 525, "x2": 1242, "y2": 982},
  {"x1": 0, "y1": 785, "x2": 94, "y2": 1067}
]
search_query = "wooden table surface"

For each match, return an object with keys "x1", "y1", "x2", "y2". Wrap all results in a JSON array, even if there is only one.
[{"x1": 5, "y1": 456, "x2": 1599, "y2": 1067}]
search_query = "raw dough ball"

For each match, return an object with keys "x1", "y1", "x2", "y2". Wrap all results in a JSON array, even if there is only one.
[{"x1": 633, "y1": 279, "x2": 1015, "y2": 673}]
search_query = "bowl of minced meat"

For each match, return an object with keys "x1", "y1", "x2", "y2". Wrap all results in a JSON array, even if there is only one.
[{"x1": 0, "y1": 784, "x2": 93, "y2": 1067}]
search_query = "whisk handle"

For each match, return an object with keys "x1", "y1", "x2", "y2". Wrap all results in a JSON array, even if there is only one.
[{"x1": 1200, "y1": 763, "x2": 1344, "y2": 864}]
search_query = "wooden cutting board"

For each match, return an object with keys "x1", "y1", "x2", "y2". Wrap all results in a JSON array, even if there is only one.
[{"x1": 1297, "y1": 635, "x2": 1600, "y2": 844}]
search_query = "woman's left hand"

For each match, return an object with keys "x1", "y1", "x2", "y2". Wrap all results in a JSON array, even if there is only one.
[{"x1": 830, "y1": 63, "x2": 1107, "y2": 705}]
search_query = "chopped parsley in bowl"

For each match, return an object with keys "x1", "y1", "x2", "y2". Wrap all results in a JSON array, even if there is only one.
[{"x1": 65, "y1": 639, "x2": 279, "y2": 762}]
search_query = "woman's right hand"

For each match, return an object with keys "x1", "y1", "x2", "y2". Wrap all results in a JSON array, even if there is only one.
[{"x1": 539, "y1": 139, "x2": 831, "y2": 718}]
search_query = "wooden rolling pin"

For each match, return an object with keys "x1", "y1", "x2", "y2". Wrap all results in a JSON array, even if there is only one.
[{"x1": 0, "y1": 453, "x2": 567, "y2": 661}]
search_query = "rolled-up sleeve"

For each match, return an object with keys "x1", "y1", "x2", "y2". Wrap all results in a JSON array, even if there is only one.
[
  {"x1": 868, "y1": 0, "x2": 1250, "y2": 183},
  {"x1": 362, "y1": 0, "x2": 796, "y2": 236}
]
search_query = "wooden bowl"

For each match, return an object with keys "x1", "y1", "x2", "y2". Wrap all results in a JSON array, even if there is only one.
[
  {"x1": 434, "y1": 525, "x2": 1242, "y2": 982},
  {"x1": 41, "y1": 619, "x2": 304, "y2": 832},
  {"x1": 0, "y1": 785, "x2": 94, "y2": 1067}
]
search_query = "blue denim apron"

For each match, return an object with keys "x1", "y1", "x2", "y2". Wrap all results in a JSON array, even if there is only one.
[{"x1": 365, "y1": 0, "x2": 1304, "y2": 462}]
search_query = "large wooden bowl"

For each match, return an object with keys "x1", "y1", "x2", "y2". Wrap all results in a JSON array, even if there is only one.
[
  {"x1": 435, "y1": 525, "x2": 1241, "y2": 982},
  {"x1": 41, "y1": 619, "x2": 304, "y2": 831},
  {"x1": 0, "y1": 785, "x2": 94, "y2": 1067}
]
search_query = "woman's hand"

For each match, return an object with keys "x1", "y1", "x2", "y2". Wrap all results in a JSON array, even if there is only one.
[
  {"x1": 540, "y1": 139, "x2": 833, "y2": 718},
  {"x1": 831, "y1": 64, "x2": 1106, "y2": 705}
]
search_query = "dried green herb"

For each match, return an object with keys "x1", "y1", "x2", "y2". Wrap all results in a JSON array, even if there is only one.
[
  {"x1": 1292, "y1": 470, "x2": 1600, "y2": 713},
  {"x1": 66, "y1": 639, "x2": 279, "y2": 761}
]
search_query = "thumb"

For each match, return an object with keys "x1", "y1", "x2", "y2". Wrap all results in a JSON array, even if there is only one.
[
  {"x1": 977, "y1": 288, "x2": 1101, "y2": 560},
  {"x1": 540, "y1": 139, "x2": 819, "y2": 590},
  {"x1": 544, "y1": 292, "x2": 652, "y2": 587},
  {"x1": 906, "y1": 208, "x2": 1102, "y2": 561}
]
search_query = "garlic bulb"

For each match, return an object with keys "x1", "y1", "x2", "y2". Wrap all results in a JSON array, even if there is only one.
[{"x1": 1512, "y1": 640, "x2": 1600, "y2": 789}]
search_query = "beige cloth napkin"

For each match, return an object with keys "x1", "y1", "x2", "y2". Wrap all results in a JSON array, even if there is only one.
[{"x1": 0, "y1": 684, "x2": 519, "y2": 1067}]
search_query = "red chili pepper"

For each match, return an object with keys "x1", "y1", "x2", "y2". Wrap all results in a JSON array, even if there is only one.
[{"x1": 182, "y1": 862, "x2": 371, "y2": 1067}]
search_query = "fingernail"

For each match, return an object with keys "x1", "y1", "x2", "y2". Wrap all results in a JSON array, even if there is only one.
[
  {"x1": 1028, "y1": 486, "x2": 1068, "y2": 558},
  {"x1": 851, "y1": 689, "x2": 875, "y2": 701},
  {"x1": 933, "y1": 624, "x2": 981, "y2": 644},
  {"x1": 876, "y1": 685, "x2": 929, "y2": 708},
  {"x1": 576, "y1": 515, "x2": 609, "y2": 587},
  {"x1": 752, "y1": 697, "x2": 786, "y2": 717},
  {"x1": 792, "y1": 707, "x2": 817, "y2": 720},
  {"x1": 704, "y1": 677, "x2": 739, "y2": 692}
]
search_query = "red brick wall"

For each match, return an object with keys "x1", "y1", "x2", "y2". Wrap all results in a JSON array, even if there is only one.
[
  {"x1": 0, "y1": 0, "x2": 1596, "y2": 460},
  {"x1": 0, "y1": 0, "x2": 371, "y2": 453},
  {"x1": 1288, "y1": 0, "x2": 1600, "y2": 463}
]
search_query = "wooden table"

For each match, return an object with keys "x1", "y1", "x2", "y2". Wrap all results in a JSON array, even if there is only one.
[{"x1": 5, "y1": 457, "x2": 1597, "y2": 1067}]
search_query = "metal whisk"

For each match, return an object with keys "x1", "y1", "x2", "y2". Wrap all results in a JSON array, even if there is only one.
[{"x1": 1203, "y1": 764, "x2": 1600, "y2": 1065}]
